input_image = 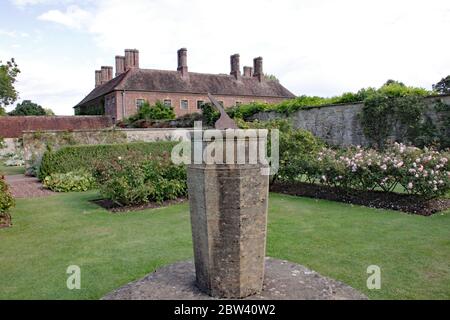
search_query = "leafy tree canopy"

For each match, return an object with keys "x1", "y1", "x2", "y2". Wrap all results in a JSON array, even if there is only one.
[
  {"x1": 9, "y1": 100, "x2": 47, "y2": 116},
  {"x1": 432, "y1": 75, "x2": 450, "y2": 94},
  {"x1": 0, "y1": 58, "x2": 20, "y2": 115}
]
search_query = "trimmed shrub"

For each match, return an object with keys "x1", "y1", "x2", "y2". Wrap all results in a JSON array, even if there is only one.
[
  {"x1": 96, "y1": 155, "x2": 187, "y2": 206},
  {"x1": 0, "y1": 174, "x2": 14, "y2": 227},
  {"x1": 43, "y1": 171, "x2": 96, "y2": 192},
  {"x1": 244, "y1": 119, "x2": 325, "y2": 183},
  {"x1": 38, "y1": 141, "x2": 177, "y2": 181}
]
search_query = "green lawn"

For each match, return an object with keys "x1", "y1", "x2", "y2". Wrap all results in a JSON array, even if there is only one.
[
  {"x1": 0, "y1": 192, "x2": 449, "y2": 300},
  {"x1": 0, "y1": 164, "x2": 25, "y2": 176}
]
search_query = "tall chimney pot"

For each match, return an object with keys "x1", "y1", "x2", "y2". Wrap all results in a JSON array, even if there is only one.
[
  {"x1": 125, "y1": 49, "x2": 139, "y2": 70},
  {"x1": 115, "y1": 55, "x2": 125, "y2": 76},
  {"x1": 253, "y1": 57, "x2": 263, "y2": 82},
  {"x1": 177, "y1": 48, "x2": 188, "y2": 78},
  {"x1": 243, "y1": 66, "x2": 253, "y2": 77},
  {"x1": 101, "y1": 66, "x2": 113, "y2": 84},
  {"x1": 95, "y1": 70, "x2": 102, "y2": 87},
  {"x1": 230, "y1": 54, "x2": 241, "y2": 79}
]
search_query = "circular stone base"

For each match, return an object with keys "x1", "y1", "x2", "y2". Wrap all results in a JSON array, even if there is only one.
[{"x1": 103, "y1": 258, "x2": 367, "y2": 300}]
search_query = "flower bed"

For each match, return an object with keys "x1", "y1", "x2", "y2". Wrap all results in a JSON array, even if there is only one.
[
  {"x1": 271, "y1": 181, "x2": 450, "y2": 216},
  {"x1": 282, "y1": 143, "x2": 450, "y2": 200},
  {"x1": 94, "y1": 153, "x2": 187, "y2": 208}
]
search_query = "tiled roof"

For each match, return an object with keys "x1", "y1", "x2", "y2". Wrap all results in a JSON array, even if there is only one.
[{"x1": 76, "y1": 69, "x2": 295, "y2": 107}]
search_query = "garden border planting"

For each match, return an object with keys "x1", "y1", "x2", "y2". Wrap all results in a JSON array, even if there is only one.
[{"x1": 270, "y1": 181, "x2": 450, "y2": 216}]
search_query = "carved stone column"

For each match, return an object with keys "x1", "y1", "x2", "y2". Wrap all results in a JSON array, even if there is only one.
[{"x1": 187, "y1": 130, "x2": 270, "y2": 298}]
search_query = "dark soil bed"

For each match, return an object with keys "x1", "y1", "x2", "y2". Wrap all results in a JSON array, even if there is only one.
[
  {"x1": 270, "y1": 182, "x2": 450, "y2": 216},
  {"x1": 92, "y1": 198, "x2": 187, "y2": 213}
]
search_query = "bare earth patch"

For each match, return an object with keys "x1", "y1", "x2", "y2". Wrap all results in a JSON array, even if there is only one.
[{"x1": 270, "y1": 181, "x2": 450, "y2": 216}]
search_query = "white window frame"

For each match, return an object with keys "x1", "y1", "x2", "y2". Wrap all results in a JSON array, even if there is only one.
[{"x1": 180, "y1": 99, "x2": 189, "y2": 110}]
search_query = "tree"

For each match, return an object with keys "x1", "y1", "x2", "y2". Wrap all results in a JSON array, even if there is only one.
[
  {"x1": 265, "y1": 74, "x2": 279, "y2": 82},
  {"x1": 44, "y1": 108, "x2": 55, "y2": 116},
  {"x1": 432, "y1": 75, "x2": 450, "y2": 94},
  {"x1": 9, "y1": 100, "x2": 46, "y2": 116},
  {"x1": 0, "y1": 58, "x2": 21, "y2": 115}
]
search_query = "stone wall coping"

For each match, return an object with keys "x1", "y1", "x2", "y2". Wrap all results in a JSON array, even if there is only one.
[{"x1": 22, "y1": 128, "x2": 196, "y2": 134}]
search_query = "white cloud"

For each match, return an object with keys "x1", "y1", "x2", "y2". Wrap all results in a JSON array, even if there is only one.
[
  {"x1": 38, "y1": 5, "x2": 92, "y2": 29},
  {"x1": 6, "y1": 0, "x2": 450, "y2": 114},
  {"x1": 0, "y1": 29, "x2": 29, "y2": 38}
]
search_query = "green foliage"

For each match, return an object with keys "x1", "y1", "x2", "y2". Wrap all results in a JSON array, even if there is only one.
[
  {"x1": 265, "y1": 74, "x2": 279, "y2": 82},
  {"x1": 0, "y1": 174, "x2": 15, "y2": 215},
  {"x1": 361, "y1": 82, "x2": 430, "y2": 148},
  {"x1": 38, "y1": 141, "x2": 177, "y2": 181},
  {"x1": 96, "y1": 157, "x2": 187, "y2": 206},
  {"x1": 432, "y1": 75, "x2": 450, "y2": 94},
  {"x1": 281, "y1": 143, "x2": 450, "y2": 199},
  {"x1": 227, "y1": 102, "x2": 270, "y2": 120},
  {"x1": 433, "y1": 100, "x2": 450, "y2": 149},
  {"x1": 128, "y1": 101, "x2": 176, "y2": 122},
  {"x1": 245, "y1": 119, "x2": 325, "y2": 183},
  {"x1": 9, "y1": 100, "x2": 46, "y2": 116},
  {"x1": 44, "y1": 108, "x2": 55, "y2": 116},
  {"x1": 200, "y1": 103, "x2": 220, "y2": 126},
  {"x1": 0, "y1": 58, "x2": 20, "y2": 109},
  {"x1": 0, "y1": 136, "x2": 5, "y2": 149},
  {"x1": 43, "y1": 171, "x2": 96, "y2": 192},
  {"x1": 74, "y1": 105, "x2": 105, "y2": 116}
]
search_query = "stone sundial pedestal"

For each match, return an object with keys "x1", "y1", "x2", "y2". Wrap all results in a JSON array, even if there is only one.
[
  {"x1": 187, "y1": 130, "x2": 270, "y2": 299},
  {"x1": 102, "y1": 95, "x2": 368, "y2": 301}
]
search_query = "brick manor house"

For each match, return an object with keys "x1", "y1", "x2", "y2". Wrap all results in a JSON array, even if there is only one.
[{"x1": 75, "y1": 48, "x2": 295, "y2": 120}]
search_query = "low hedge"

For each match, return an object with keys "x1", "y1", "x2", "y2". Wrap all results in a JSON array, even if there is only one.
[{"x1": 38, "y1": 141, "x2": 177, "y2": 181}]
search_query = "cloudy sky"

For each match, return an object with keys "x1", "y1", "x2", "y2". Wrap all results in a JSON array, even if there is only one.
[{"x1": 1, "y1": 0, "x2": 449, "y2": 115}]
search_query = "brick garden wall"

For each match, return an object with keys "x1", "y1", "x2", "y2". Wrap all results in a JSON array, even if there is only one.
[{"x1": 0, "y1": 116, "x2": 114, "y2": 138}]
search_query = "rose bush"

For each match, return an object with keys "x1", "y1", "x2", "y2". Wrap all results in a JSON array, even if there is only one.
[{"x1": 282, "y1": 143, "x2": 449, "y2": 199}]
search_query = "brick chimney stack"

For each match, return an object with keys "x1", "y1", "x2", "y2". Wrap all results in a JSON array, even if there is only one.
[
  {"x1": 253, "y1": 57, "x2": 263, "y2": 82},
  {"x1": 125, "y1": 49, "x2": 139, "y2": 70},
  {"x1": 243, "y1": 66, "x2": 253, "y2": 77},
  {"x1": 177, "y1": 48, "x2": 188, "y2": 78},
  {"x1": 230, "y1": 54, "x2": 241, "y2": 79},
  {"x1": 95, "y1": 70, "x2": 102, "y2": 87},
  {"x1": 115, "y1": 55, "x2": 125, "y2": 76},
  {"x1": 101, "y1": 66, "x2": 113, "y2": 84}
]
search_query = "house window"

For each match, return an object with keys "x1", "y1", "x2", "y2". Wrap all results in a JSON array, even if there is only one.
[
  {"x1": 197, "y1": 100, "x2": 204, "y2": 109},
  {"x1": 180, "y1": 100, "x2": 189, "y2": 110},
  {"x1": 163, "y1": 99, "x2": 172, "y2": 107},
  {"x1": 136, "y1": 99, "x2": 146, "y2": 110}
]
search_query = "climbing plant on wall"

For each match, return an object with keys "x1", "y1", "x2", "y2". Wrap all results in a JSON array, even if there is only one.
[{"x1": 359, "y1": 82, "x2": 435, "y2": 149}]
